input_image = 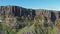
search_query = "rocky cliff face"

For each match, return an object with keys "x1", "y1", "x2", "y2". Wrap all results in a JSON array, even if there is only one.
[
  {"x1": 0, "y1": 6, "x2": 60, "y2": 22},
  {"x1": 0, "y1": 6, "x2": 60, "y2": 34}
]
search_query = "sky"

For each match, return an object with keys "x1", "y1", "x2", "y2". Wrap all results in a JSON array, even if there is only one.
[{"x1": 0, "y1": 0, "x2": 60, "y2": 10}]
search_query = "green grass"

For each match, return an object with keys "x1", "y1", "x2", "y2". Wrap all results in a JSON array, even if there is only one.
[
  {"x1": 0, "y1": 15, "x2": 58, "y2": 34},
  {"x1": 16, "y1": 23, "x2": 35, "y2": 34}
]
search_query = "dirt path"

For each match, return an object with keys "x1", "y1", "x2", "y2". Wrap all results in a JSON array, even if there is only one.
[{"x1": 57, "y1": 29, "x2": 60, "y2": 34}]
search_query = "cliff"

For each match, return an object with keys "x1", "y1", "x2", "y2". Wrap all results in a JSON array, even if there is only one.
[
  {"x1": 0, "y1": 6, "x2": 60, "y2": 22},
  {"x1": 0, "y1": 6, "x2": 60, "y2": 34}
]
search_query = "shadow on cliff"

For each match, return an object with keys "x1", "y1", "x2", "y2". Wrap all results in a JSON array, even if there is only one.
[
  {"x1": 50, "y1": 12, "x2": 56, "y2": 23},
  {"x1": 12, "y1": 6, "x2": 36, "y2": 21}
]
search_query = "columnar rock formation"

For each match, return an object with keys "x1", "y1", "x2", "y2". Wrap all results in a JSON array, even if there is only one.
[{"x1": 0, "y1": 6, "x2": 60, "y2": 22}]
